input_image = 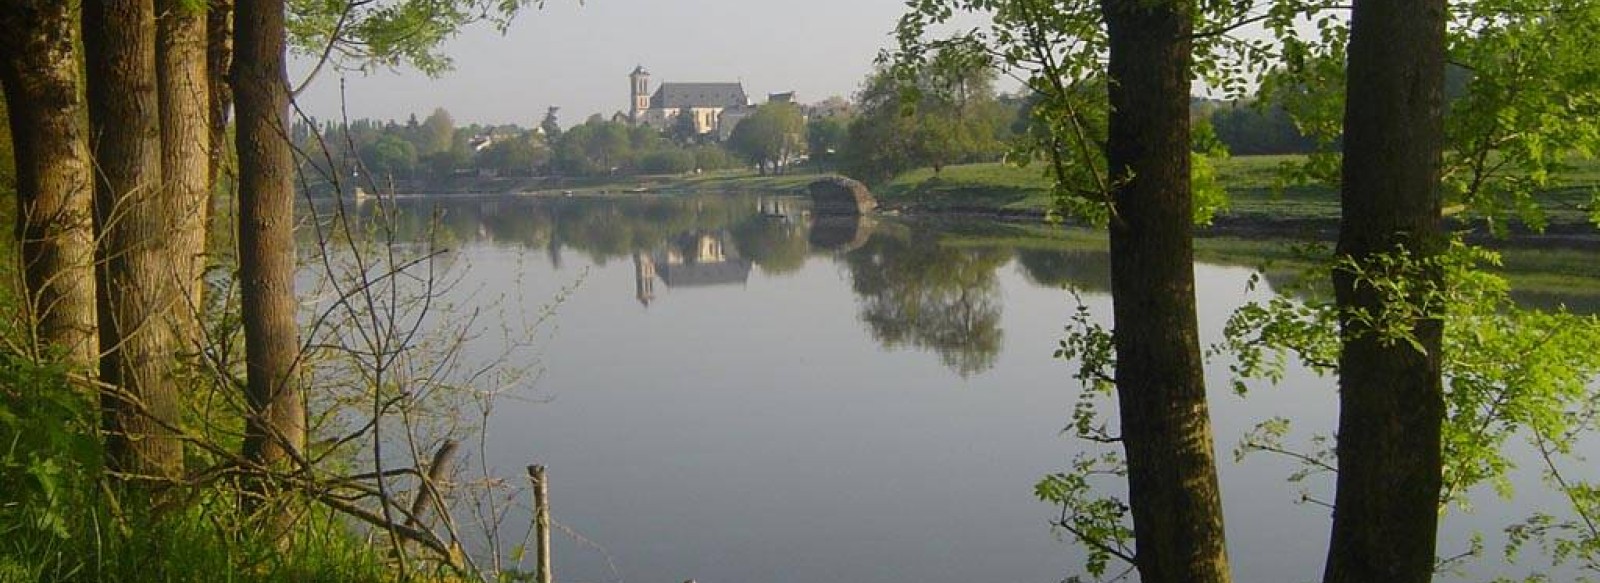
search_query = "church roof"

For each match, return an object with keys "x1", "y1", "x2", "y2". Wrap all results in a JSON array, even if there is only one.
[
  {"x1": 657, "y1": 259, "x2": 752, "y2": 287},
  {"x1": 650, "y1": 83, "x2": 749, "y2": 109}
]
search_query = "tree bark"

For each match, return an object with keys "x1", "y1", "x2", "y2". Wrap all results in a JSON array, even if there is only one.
[
  {"x1": 1101, "y1": 1, "x2": 1232, "y2": 581},
  {"x1": 0, "y1": 0, "x2": 100, "y2": 369},
  {"x1": 157, "y1": 0, "x2": 210, "y2": 346},
  {"x1": 234, "y1": 0, "x2": 305, "y2": 475},
  {"x1": 206, "y1": 0, "x2": 232, "y2": 200},
  {"x1": 84, "y1": 0, "x2": 185, "y2": 482},
  {"x1": 1322, "y1": 0, "x2": 1448, "y2": 581}
]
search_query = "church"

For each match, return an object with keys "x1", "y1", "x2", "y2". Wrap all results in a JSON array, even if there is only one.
[{"x1": 628, "y1": 66, "x2": 753, "y2": 138}]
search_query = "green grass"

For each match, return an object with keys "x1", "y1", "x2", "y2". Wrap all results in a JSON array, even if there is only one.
[
  {"x1": 869, "y1": 155, "x2": 1600, "y2": 226},
  {"x1": 877, "y1": 164, "x2": 1057, "y2": 211}
]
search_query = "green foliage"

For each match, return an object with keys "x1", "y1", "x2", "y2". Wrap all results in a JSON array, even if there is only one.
[
  {"x1": 728, "y1": 102, "x2": 807, "y2": 175},
  {"x1": 0, "y1": 355, "x2": 99, "y2": 544},
  {"x1": 477, "y1": 134, "x2": 550, "y2": 177},
  {"x1": 1207, "y1": 102, "x2": 1319, "y2": 156},
  {"x1": 416, "y1": 107, "x2": 456, "y2": 156},
  {"x1": 288, "y1": 0, "x2": 537, "y2": 78},
  {"x1": 0, "y1": 347, "x2": 404, "y2": 582},
  {"x1": 841, "y1": 53, "x2": 1009, "y2": 185},
  {"x1": 552, "y1": 117, "x2": 635, "y2": 176},
  {"x1": 805, "y1": 116, "x2": 851, "y2": 168},
  {"x1": 1445, "y1": 0, "x2": 1600, "y2": 234},
  {"x1": 689, "y1": 144, "x2": 738, "y2": 172},
  {"x1": 637, "y1": 148, "x2": 697, "y2": 175},
  {"x1": 538, "y1": 107, "x2": 561, "y2": 143},
  {"x1": 359, "y1": 133, "x2": 419, "y2": 180},
  {"x1": 1037, "y1": 294, "x2": 1134, "y2": 578},
  {"x1": 1220, "y1": 240, "x2": 1600, "y2": 565}
]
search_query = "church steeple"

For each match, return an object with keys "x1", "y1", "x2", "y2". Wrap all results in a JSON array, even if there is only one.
[{"x1": 629, "y1": 65, "x2": 651, "y2": 124}]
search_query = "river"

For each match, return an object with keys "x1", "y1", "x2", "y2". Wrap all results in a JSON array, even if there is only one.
[{"x1": 303, "y1": 192, "x2": 1598, "y2": 583}]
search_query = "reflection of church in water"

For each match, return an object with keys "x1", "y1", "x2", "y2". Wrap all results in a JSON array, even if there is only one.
[{"x1": 633, "y1": 231, "x2": 753, "y2": 307}]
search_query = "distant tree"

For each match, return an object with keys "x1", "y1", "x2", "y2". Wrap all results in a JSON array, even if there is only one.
[
  {"x1": 842, "y1": 52, "x2": 1006, "y2": 183},
  {"x1": 629, "y1": 123, "x2": 664, "y2": 155},
  {"x1": 728, "y1": 102, "x2": 807, "y2": 175},
  {"x1": 588, "y1": 119, "x2": 631, "y2": 173},
  {"x1": 551, "y1": 118, "x2": 635, "y2": 176},
  {"x1": 418, "y1": 107, "x2": 455, "y2": 155},
  {"x1": 690, "y1": 144, "x2": 737, "y2": 171},
  {"x1": 668, "y1": 106, "x2": 699, "y2": 144},
  {"x1": 477, "y1": 134, "x2": 549, "y2": 177},
  {"x1": 540, "y1": 106, "x2": 562, "y2": 142},
  {"x1": 551, "y1": 123, "x2": 599, "y2": 176},
  {"x1": 638, "y1": 148, "x2": 697, "y2": 174},
  {"x1": 1209, "y1": 102, "x2": 1318, "y2": 155},
  {"x1": 360, "y1": 134, "x2": 418, "y2": 181},
  {"x1": 806, "y1": 116, "x2": 850, "y2": 168}
]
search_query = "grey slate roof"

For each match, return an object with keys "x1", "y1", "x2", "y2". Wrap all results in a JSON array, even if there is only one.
[
  {"x1": 657, "y1": 259, "x2": 752, "y2": 287},
  {"x1": 650, "y1": 83, "x2": 749, "y2": 109}
]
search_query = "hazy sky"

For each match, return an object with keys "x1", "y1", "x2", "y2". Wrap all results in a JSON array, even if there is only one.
[{"x1": 291, "y1": 0, "x2": 967, "y2": 127}]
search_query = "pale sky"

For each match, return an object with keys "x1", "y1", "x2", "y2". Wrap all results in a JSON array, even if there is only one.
[{"x1": 290, "y1": 0, "x2": 968, "y2": 127}]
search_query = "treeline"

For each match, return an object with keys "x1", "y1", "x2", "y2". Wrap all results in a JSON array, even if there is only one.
[{"x1": 301, "y1": 108, "x2": 773, "y2": 184}]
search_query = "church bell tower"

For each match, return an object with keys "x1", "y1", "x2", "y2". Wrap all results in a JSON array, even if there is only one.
[{"x1": 629, "y1": 65, "x2": 651, "y2": 124}]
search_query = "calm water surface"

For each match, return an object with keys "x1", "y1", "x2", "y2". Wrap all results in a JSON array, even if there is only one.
[{"x1": 330, "y1": 193, "x2": 1592, "y2": 583}]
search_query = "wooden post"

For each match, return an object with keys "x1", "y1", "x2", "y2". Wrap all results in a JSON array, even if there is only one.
[{"x1": 528, "y1": 464, "x2": 553, "y2": 583}]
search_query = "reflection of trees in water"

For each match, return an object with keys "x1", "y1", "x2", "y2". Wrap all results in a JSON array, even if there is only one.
[
  {"x1": 1014, "y1": 248, "x2": 1112, "y2": 292},
  {"x1": 351, "y1": 195, "x2": 851, "y2": 278},
  {"x1": 843, "y1": 229, "x2": 1009, "y2": 376},
  {"x1": 346, "y1": 195, "x2": 764, "y2": 263},
  {"x1": 731, "y1": 218, "x2": 810, "y2": 274}
]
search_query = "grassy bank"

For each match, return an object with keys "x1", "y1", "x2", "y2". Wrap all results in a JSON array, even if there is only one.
[
  {"x1": 872, "y1": 155, "x2": 1600, "y2": 228},
  {"x1": 920, "y1": 218, "x2": 1600, "y2": 310}
]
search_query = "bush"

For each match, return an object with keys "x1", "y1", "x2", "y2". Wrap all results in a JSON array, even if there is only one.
[
  {"x1": 638, "y1": 148, "x2": 697, "y2": 174},
  {"x1": 687, "y1": 145, "x2": 734, "y2": 172}
]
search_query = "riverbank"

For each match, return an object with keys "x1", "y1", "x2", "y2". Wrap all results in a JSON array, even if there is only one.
[{"x1": 323, "y1": 155, "x2": 1600, "y2": 248}]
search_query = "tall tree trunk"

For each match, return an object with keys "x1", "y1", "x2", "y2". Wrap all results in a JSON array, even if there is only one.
[
  {"x1": 234, "y1": 0, "x2": 305, "y2": 479},
  {"x1": 1322, "y1": 0, "x2": 1448, "y2": 581},
  {"x1": 207, "y1": 0, "x2": 232, "y2": 208},
  {"x1": 1101, "y1": 0, "x2": 1232, "y2": 581},
  {"x1": 84, "y1": 0, "x2": 185, "y2": 482},
  {"x1": 157, "y1": 0, "x2": 210, "y2": 347},
  {"x1": 0, "y1": 1, "x2": 99, "y2": 369}
]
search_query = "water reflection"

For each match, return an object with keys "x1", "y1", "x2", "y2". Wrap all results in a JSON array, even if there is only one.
[
  {"x1": 319, "y1": 193, "x2": 1600, "y2": 382},
  {"x1": 842, "y1": 226, "x2": 1009, "y2": 376},
  {"x1": 318, "y1": 194, "x2": 1274, "y2": 377},
  {"x1": 301, "y1": 193, "x2": 1600, "y2": 583}
]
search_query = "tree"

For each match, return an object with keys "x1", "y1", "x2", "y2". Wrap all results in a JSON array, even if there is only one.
[
  {"x1": 897, "y1": 1, "x2": 1232, "y2": 581},
  {"x1": 418, "y1": 106, "x2": 454, "y2": 155},
  {"x1": 477, "y1": 133, "x2": 549, "y2": 176},
  {"x1": 84, "y1": 0, "x2": 186, "y2": 483},
  {"x1": 728, "y1": 102, "x2": 806, "y2": 175},
  {"x1": 1321, "y1": 0, "x2": 1448, "y2": 580},
  {"x1": 207, "y1": 0, "x2": 232, "y2": 189},
  {"x1": 235, "y1": 0, "x2": 307, "y2": 498},
  {"x1": 842, "y1": 56, "x2": 1006, "y2": 183},
  {"x1": 360, "y1": 134, "x2": 418, "y2": 180},
  {"x1": 668, "y1": 106, "x2": 699, "y2": 144},
  {"x1": 0, "y1": 0, "x2": 99, "y2": 367},
  {"x1": 157, "y1": 0, "x2": 211, "y2": 344},
  {"x1": 539, "y1": 105, "x2": 561, "y2": 143},
  {"x1": 806, "y1": 116, "x2": 850, "y2": 168},
  {"x1": 1099, "y1": 1, "x2": 1232, "y2": 580}
]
